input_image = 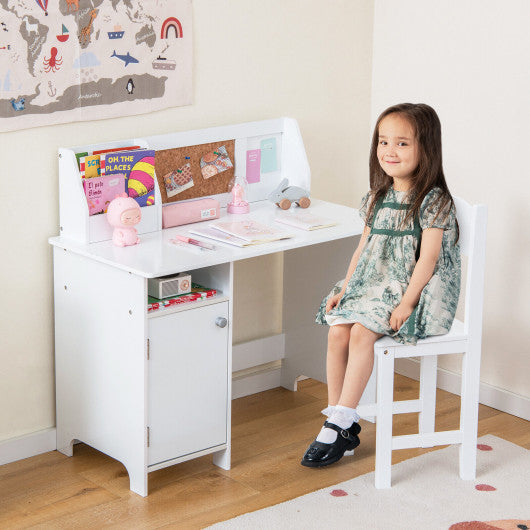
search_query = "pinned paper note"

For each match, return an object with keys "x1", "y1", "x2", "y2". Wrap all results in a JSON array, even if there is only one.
[
  {"x1": 260, "y1": 137, "x2": 277, "y2": 173},
  {"x1": 246, "y1": 149, "x2": 261, "y2": 183},
  {"x1": 200, "y1": 145, "x2": 233, "y2": 179},
  {"x1": 163, "y1": 163, "x2": 194, "y2": 197}
]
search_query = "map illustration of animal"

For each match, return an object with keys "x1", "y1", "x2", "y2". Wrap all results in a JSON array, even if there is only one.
[{"x1": 0, "y1": 0, "x2": 192, "y2": 131}]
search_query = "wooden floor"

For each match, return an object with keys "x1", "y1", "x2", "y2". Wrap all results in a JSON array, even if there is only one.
[{"x1": 1, "y1": 375, "x2": 528, "y2": 529}]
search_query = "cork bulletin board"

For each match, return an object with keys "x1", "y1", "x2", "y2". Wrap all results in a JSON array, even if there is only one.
[{"x1": 155, "y1": 139, "x2": 235, "y2": 204}]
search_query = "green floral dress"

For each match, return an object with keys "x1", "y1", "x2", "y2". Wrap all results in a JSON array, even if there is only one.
[{"x1": 315, "y1": 186, "x2": 461, "y2": 345}]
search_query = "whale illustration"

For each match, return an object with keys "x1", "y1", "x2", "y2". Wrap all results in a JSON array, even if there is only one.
[{"x1": 111, "y1": 50, "x2": 138, "y2": 67}]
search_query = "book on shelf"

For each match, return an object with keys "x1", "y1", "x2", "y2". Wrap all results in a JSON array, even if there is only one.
[
  {"x1": 80, "y1": 154, "x2": 103, "y2": 178},
  {"x1": 209, "y1": 219, "x2": 293, "y2": 244},
  {"x1": 92, "y1": 145, "x2": 141, "y2": 156},
  {"x1": 104, "y1": 148, "x2": 156, "y2": 208},
  {"x1": 188, "y1": 226, "x2": 262, "y2": 247},
  {"x1": 148, "y1": 283, "x2": 217, "y2": 312},
  {"x1": 83, "y1": 173, "x2": 126, "y2": 215},
  {"x1": 274, "y1": 212, "x2": 338, "y2": 231}
]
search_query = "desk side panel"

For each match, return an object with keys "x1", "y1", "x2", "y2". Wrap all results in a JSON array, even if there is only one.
[
  {"x1": 53, "y1": 247, "x2": 147, "y2": 492},
  {"x1": 281, "y1": 237, "x2": 358, "y2": 388}
]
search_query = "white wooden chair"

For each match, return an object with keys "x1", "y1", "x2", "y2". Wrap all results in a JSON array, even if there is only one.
[{"x1": 357, "y1": 197, "x2": 487, "y2": 488}]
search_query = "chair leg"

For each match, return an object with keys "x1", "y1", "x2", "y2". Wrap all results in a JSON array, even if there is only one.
[
  {"x1": 419, "y1": 355, "x2": 437, "y2": 444},
  {"x1": 459, "y1": 345, "x2": 480, "y2": 480},
  {"x1": 375, "y1": 347, "x2": 394, "y2": 489}
]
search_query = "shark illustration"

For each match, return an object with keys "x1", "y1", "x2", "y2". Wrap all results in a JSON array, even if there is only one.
[{"x1": 111, "y1": 50, "x2": 138, "y2": 67}]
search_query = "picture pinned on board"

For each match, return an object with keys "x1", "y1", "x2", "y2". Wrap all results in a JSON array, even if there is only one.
[
  {"x1": 163, "y1": 162, "x2": 194, "y2": 197},
  {"x1": 200, "y1": 145, "x2": 233, "y2": 179}
]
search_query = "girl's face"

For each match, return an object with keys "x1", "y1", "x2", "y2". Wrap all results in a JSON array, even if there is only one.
[{"x1": 377, "y1": 113, "x2": 419, "y2": 189}]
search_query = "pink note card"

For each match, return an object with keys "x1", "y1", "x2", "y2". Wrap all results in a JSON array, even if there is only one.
[{"x1": 246, "y1": 149, "x2": 261, "y2": 183}]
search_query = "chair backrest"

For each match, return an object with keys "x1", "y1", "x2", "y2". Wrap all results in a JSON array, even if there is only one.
[{"x1": 453, "y1": 197, "x2": 488, "y2": 340}]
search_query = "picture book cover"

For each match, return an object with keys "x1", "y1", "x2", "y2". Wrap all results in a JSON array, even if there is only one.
[
  {"x1": 76, "y1": 151, "x2": 88, "y2": 170},
  {"x1": 80, "y1": 154, "x2": 102, "y2": 178},
  {"x1": 210, "y1": 219, "x2": 293, "y2": 243},
  {"x1": 104, "y1": 149, "x2": 156, "y2": 207},
  {"x1": 83, "y1": 173, "x2": 126, "y2": 215},
  {"x1": 274, "y1": 212, "x2": 338, "y2": 231}
]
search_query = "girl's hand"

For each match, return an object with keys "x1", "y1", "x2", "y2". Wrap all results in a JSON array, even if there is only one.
[
  {"x1": 390, "y1": 302, "x2": 415, "y2": 331},
  {"x1": 326, "y1": 293, "x2": 343, "y2": 313}
]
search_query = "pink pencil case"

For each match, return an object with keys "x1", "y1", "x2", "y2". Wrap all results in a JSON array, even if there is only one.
[{"x1": 162, "y1": 198, "x2": 220, "y2": 228}]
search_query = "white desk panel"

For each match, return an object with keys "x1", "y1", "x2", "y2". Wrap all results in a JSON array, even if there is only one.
[{"x1": 49, "y1": 199, "x2": 364, "y2": 278}]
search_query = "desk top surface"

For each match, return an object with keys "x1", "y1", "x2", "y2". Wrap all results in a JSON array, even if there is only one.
[{"x1": 49, "y1": 200, "x2": 363, "y2": 278}]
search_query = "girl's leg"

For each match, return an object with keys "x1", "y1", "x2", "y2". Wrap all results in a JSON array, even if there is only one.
[
  {"x1": 338, "y1": 323, "x2": 384, "y2": 408},
  {"x1": 326, "y1": 323, "x2": 353, "y2": 405}
]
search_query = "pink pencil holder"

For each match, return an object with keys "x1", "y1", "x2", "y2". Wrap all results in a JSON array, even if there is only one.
[{"x1": 162, "y1": 198, "x2": 220, "y2": 229}]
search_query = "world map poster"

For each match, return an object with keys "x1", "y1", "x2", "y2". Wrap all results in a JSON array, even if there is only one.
[{"x1": 0, "y1": 0, "x2": 192, "y2": 131}]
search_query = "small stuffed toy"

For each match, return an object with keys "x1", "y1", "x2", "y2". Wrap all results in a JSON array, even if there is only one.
[{"x1": 106, "y1": 193, "x2": 141, "y2": 247}]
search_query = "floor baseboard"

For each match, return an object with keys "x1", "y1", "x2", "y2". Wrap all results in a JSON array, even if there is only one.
[
  {"x1": 0, "y1": 428, "x2": 56, "y2": 467},
  {"x1": 395, "y1": 358, "x2": 530, "y2": 421}
]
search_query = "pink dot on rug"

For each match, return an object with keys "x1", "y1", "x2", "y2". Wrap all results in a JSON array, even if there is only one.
[
  {"x1": 475, "y1": 484, "x2": 496, "y2": 491},
  {"x1": 330, "y1": 489, "x2": 348, "y2": 497},
  {"x1": 477, "y1": 444, "x2": 493, "y2": 451}
]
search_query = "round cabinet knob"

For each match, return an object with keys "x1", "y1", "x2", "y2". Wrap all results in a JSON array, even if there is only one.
[{"x1": 215, "y1": 317, "x2": 228, "y2": 328}]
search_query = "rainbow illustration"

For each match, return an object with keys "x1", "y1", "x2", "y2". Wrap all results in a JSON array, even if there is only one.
[{"x1": 160, "y1": 17, "x2": 183, "y2": 39}]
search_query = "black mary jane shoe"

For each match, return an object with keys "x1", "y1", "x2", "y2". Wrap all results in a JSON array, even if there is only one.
[{"x1": 300, "y1": 420, "x2": 361, "y2": 468}]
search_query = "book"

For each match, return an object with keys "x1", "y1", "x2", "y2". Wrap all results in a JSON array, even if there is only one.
[
  {"x1": 274, "y1": 212, "x2": 338, "y2": 231},
  {"x1": 83, "y1": 173, "x2": 126, "y2": 215},
  {"x1": 80, "y1": 154, "x2": 103, "y2": 178},
  {"x1": 210, "y1": 219, "x2": 293, "y2": 244},
  {"x1": 104, "y1": 149, "x2": 156, "y2": 207},
  {"x1": 188, "y1": 226, "x2": 262, "y2": 247},
  {"x1": 147, "y1": 283, "x2": 217, "y2": 312},
  {"x1": 92, "y1": 145, "x2": 141, "y2": 156},
  {"x1": 75, "y1": 151, "x2": 88, "y2": 170}
]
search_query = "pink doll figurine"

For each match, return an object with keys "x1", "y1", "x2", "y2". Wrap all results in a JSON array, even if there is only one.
[
  {"x1": 227, "y1": 176, "x2": 249, "y2": 214},
  {"x1": 106, "y1": 193, "x2": 141, "y2": 247}
]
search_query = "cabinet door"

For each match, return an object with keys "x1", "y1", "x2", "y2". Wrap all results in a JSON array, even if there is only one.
[{"x1": 148, "y1": 301, "x2": 229, "y2": 466}]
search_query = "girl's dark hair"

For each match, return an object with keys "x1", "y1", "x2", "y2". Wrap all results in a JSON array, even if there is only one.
[{"x1": 366, "y1": 103, "x2": 459, "y2": 241}]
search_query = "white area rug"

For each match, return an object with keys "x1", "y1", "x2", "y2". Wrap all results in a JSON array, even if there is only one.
[{"x1": 208, "y1": 435, "x2": 529, "y2": 530}]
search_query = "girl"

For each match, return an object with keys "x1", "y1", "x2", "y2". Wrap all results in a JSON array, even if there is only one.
[{"x1": 301, "y1": 103, "x2": 461, "y2": 468}]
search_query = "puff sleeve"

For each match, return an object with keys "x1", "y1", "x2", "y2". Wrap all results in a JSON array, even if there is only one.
[
  {"x1": 420, "y1": 187, "x2": 456, "y2": 231},
  {"x1": 359, "y1": 191, "x2": 374, "y2": 227}
]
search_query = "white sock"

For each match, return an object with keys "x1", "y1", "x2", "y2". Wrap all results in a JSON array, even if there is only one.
[
  {"x1": 320, "y1": 404, "x2": 335, "y2": 417},
  {"x1": 315, "y1": 405, "x2": 360, "y2": 444}
]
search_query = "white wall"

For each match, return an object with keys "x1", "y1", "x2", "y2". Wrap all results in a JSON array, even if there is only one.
[
  {"x1": 371, "y1": 0, "x2": 530, "y2": 397},
  {"x1": 0, "y1": 0, "x2": 374, "y2": 441}
]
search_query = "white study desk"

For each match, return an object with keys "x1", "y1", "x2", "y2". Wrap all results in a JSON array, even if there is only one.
[
  {"x1": 50, "y1": 198, "x2": 365, "y2": 496},
  {"x1": 50, "y1": 118, "x2": 371, "y2": 496}
]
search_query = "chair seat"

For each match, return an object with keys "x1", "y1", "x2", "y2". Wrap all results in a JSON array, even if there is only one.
[{"x1": 375, "y1": 318, "x2": 467, "y2": 348}]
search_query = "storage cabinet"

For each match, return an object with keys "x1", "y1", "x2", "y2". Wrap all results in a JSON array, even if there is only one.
[
  {"x1": 148, "y1": 301, "x2": 229, "y2": 466},
  {"x1": 53, "y1": 246, "x2": 233, "y2": 496}
]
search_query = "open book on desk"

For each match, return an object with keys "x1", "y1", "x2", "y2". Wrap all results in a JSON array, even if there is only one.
[
  {"x1": 190, "y1": 220, "x2": 293, "y2": 247},
  {"x1": 188, "y1": 226, "x2": 260, "y2": 247},
  {"x1": 274, "y1": 211, "x2": 338, "y2": 231}
]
